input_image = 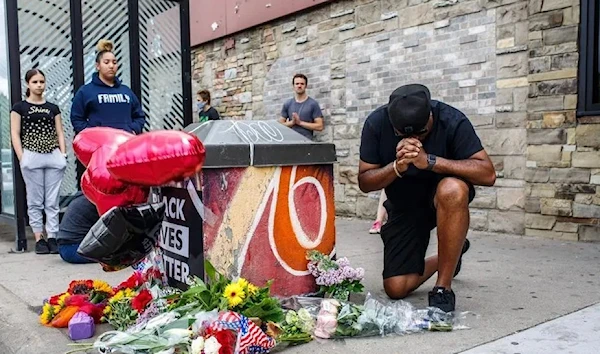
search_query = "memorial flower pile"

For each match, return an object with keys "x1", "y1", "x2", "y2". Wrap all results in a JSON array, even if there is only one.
[
  {"x1": 47, "y1": 255, "x2": 473, "y2": 354},
  {"x1": 306, "y1": 250, "x2": 365, "y2": 300}
]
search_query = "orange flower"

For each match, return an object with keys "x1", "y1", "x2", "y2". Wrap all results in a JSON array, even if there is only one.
[{"x1": 68, "y1": 280, "x2": 94, "y2": 295}]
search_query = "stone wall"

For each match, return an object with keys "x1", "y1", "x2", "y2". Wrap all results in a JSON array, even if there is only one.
[
  {"x1": 191, "y1": 0, "x2": 600, "y2": 240},
  {"x1": 524, "y1": 0, "x2": 600, "y2": 241}
]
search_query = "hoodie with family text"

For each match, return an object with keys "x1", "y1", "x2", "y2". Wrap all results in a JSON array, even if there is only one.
[{"x1": 70, "y1": 73, "x2": 145, "y2": 135}]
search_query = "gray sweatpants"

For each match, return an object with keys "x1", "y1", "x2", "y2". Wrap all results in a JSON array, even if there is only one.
[{"x1": 20, "y1": 149, "x2": 66, "y2": 237}]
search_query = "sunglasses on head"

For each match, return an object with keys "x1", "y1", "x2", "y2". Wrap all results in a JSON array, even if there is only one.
[{"x1": 394, "y1": 126, "x2": 429, "y2": 138}]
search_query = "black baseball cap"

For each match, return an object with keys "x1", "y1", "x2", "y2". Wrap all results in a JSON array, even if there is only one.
[{"x1": 387, "y1": 84, "x2": 432, "y2": 135}]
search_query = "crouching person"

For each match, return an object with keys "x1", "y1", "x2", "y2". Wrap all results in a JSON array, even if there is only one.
[{"x1": 57, "y1": 192, "x2": 99, "y2": 264}]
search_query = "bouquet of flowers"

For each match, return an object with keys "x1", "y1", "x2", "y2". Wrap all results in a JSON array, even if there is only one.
[
  {"x1": 40, "y1": 279, "x2": 114, "y2": 327},
  {"x1": 306, "y1": 250, "x2": 365, "y2": 300},
  {"x1": 167, "y1": 260, "x2": 284, "y2": 324},
  {"x1": 102, "y1": 287, "x2": 154, "y2": 331},
  {"x1": 276, "y1": 309, "x2": 314, "y2": 344}
]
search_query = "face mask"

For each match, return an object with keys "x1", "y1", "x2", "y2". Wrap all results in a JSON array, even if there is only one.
[{"x1": 196, "y1": 102, "x2": 205, "y2": 111}]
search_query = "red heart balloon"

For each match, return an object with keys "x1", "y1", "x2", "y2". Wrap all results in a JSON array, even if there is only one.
[
  {"x1": 82, "y1": 169, "x2": 149, "y2": 216},
  {"x1": 106, "y1": 130, "x2": 206, "y2": 186},
  {"x1": 73, "y1": 127, "x2": 134, "y2": 167},
  {"x1": 81, "y1": 145, "x2": 149, "y2": 215},
  {"x1": 85, "y1": 145, "x2": 127, "y2": 194}
]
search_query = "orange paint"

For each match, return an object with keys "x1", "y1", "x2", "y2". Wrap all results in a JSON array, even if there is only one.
[{"x1": 272, "y1": 166, "x2": 335, "y2": 272}]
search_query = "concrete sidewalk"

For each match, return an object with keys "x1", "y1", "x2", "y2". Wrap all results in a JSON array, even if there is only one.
[{"x1": 0, "y1": 218, "x2": 599, "y2": 354}]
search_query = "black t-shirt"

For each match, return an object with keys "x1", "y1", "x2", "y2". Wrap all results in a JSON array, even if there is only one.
[
  {"x1": 359, "y1": 100, "x2": 484, "y2": 211},
  {"x1": 11, "y1": 100, "x2": 61, "y2": 154},
  {"x1": 199, "y1": 106, "x2": 220, "y2": 122}
]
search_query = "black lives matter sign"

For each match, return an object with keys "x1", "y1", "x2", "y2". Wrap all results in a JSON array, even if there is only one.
[{"x1": 156, "y1": 187, "x2": 204, "y2": 289}]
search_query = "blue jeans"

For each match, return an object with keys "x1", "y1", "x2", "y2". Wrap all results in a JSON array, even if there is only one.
[{"x1": 58, "y1": 243, "x2": 95, "y2": 264}]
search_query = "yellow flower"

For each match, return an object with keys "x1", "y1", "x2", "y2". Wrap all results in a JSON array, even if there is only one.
[
  {"x1": 236, "y1": 278, "x2": 249, "y2": 290},
  {"x1": 103, "y1": 305, "x2": 111, "y2": 315},
  {"x1": 57, "y1": 293, "x2": 70, "y2": 307},
  {"x1": 124, "y1": 289, "x2": 137, "y2": 298},
  {"x1": 110, "y1": 290, "x2": 124, "y2": 303},
  {"x1": 93, "y1": 280, "x2": 114, "y2": 295},
  {"x1": 39, "y1": 303, "x2": 55, "y2": 325},
  {"x1": 247, "y1": 283, "x2": 259, "y2": 296},
  {"x1": 223, "y1": 283, "x2": 245, "y2": 308}
]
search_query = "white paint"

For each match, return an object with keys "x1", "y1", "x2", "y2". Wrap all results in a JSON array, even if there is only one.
[
  {"x1": 186, "y1": 179, "x2": 216, "y2": 225},
  {"x1": 236, "y1": 170, "x2": 281, "y2": 276},
  {"x1": 236, "y1": 166, "x2": 331, "y2": 277},
  {"x1": 288, "y1": 169, "x2": 327, "y2": 250}
]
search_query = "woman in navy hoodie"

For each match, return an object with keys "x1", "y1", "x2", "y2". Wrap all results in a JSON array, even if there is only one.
[{"x1": 70, "y1": 39, "x2": 146, "y2": 187}]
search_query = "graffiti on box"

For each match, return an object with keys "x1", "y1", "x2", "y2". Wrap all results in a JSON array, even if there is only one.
[{"x1": 201, "y1": 165, "x2": 335, "y2": 296}]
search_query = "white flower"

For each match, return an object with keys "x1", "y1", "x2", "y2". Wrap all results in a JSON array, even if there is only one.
[
  {"x1": 190, "y1": 337, "x2": 205, "y2": 354},
  {"x1": 204, "y1": 336, "x2": 222, "y2": 354},
  {"x1": 145, "y1": 312, "x2": 179, "y2": 330},
  {"x1": 162, "y1": 328, "x2": 194, "y2": 345}
]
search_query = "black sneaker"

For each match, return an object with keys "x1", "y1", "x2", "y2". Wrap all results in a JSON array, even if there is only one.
[
  {"x1": 47, "y1": 238, "x2": 59, "y2": 254},
  {"x1": 35, "y1": 239, "x2": 50, "y2": 254},
  {"x1": 454, "y1": 238, "x2": 471, "y2": 277},
  {"x1": 428, "y1": 286, "x2": 455, "y2": 313}
]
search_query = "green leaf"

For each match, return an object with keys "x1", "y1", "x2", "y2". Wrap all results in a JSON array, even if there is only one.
[{"x1": 204, "y1": 260, "x2": 218, "y2": 283}]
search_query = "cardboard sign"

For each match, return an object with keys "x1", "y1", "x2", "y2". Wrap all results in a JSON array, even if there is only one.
[{"x1": 153, "y1": 186, "x2": 204, "y2": 289}]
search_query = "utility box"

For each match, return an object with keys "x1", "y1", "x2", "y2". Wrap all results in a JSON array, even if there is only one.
[{"x1": 157, "y1": 120, "x2": 337, "y2": 297}]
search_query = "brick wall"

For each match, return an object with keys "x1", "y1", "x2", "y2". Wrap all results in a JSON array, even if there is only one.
[{"x1": 191, "y1": 0, "x2": 600, "y2": 240}]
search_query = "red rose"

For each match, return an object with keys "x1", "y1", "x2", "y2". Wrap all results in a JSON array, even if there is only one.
[
  {"x1": 115, "y1": 272, "x2": 144, "y2": 292},
  {"x1": 131, "y1": 289, "x2": 153, "y2": 313}
]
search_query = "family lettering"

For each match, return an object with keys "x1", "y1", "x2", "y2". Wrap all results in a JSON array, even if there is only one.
[{"x1": 97, "y1": 93, "x2": 131, "y2": 104}]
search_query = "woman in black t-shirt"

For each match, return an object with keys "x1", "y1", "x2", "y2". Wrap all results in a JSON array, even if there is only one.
[{"x1": 10, "y1": 69, "x2": 67, "y2": 255}]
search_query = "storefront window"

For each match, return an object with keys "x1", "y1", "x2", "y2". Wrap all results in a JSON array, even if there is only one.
[{"x1": 0, "y1": 1, "x2": 15, "y2": 215}]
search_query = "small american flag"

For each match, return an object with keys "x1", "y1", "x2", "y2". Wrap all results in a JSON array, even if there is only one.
[{"x1": 210, "y1": 312, "x2": 275, "y2": 354}]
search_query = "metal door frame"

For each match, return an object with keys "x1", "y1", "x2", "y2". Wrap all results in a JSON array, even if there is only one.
[{"x1": 2, "y1": 0, "x2": 192, "y2": 251}]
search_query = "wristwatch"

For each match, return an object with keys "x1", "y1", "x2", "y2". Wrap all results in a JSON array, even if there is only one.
[{"x1": 426, "y1": 154, "x2": 437, "y2": 171}]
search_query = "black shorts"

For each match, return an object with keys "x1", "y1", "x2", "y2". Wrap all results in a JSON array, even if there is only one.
[{"x1": 380, "y1": 177, "x2": 475, "y2": 279}]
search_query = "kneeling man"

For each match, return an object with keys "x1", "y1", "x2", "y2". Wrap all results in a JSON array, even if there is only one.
[
  {"x1": 57, "y1": 192, "x2": 100, "y2": 264},
  {"x1": 358, "y1": 84, "x2": 496, "y2": 312}
]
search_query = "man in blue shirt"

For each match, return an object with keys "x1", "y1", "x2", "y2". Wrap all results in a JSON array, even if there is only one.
[{"x1": 56, "y1": 192, "x2": 99, "y2": 264}]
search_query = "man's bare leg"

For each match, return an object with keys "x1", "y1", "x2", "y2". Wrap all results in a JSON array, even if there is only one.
[
  {"x1": 433, "y1": 177, "x2": 470, "y2": 290},
  {"x1": 383, "y1": 255, "x2": 438, "y2": 299}
]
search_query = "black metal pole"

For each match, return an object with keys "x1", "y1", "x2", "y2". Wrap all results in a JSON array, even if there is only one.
[
  {"x1": 180, "y1": 0, "x2": 193, "y2": 127},
  {"x1": 5, "y1": 0, "x2": 27, "y2": 251},
  {"x1": 70, "y1": 0, "x2": 85, "y2": 190},
  {"x1": 128, "y1": 0, "x2": 142, "y2": 102},
  {"x1": 70, "y1": 0, "x2": 85, "y2": 92}
]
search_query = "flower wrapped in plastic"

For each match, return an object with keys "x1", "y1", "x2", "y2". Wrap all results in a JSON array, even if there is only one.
[{"x1": 287, "y1": 293, "x2": 476, "y2": 340}]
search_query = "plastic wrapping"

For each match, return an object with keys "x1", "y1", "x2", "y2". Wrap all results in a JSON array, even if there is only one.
[
  {"x1": 284, "y1": 293, "x2": 476, "y2": 339},
  {"x1": 77, "y1": 202, "x2": 166, "y2": 269}
]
